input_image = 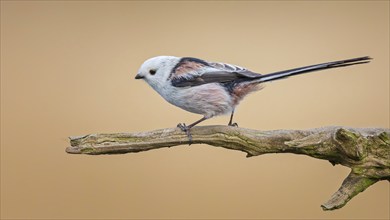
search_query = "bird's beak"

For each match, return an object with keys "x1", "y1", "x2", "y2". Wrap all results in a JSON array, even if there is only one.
[{"x1": 135, "y1": 74, "x2": 144, "y2": 79}]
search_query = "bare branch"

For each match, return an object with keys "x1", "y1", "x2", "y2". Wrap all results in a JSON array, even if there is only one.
[
  {"x1": 66, "y1": 126, "x2": 390, "y2": 210},
  {"x1": 321, "y1": 172, "x2": 377, "y2": 211}
]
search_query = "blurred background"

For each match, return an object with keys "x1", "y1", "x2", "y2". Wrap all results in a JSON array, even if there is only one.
[{"x1": 1, "y1": 1, "x2": 389, "y2": 219}]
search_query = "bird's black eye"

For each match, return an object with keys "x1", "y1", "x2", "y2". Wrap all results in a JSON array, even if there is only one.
[{"x1": 149, "y1": 69, "x2": 156, "y2": 75}]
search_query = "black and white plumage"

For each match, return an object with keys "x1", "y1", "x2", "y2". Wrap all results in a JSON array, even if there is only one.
[{"x1": 135, "y1": 56, "x2": 371, "y2": 142}]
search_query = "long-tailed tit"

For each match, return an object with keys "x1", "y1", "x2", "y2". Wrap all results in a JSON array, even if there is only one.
[{"x1": 135, "y1": 56, "x2": 371, "y2": 141}]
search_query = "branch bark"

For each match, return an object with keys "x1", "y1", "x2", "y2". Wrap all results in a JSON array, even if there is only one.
[{"x1": 66, "y1": 126, "x2": 389, "y2": 210}]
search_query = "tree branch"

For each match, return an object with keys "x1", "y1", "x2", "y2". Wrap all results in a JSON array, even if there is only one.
[{"x1": 66, "y1": 126, "x2": 389, "y2": 210}]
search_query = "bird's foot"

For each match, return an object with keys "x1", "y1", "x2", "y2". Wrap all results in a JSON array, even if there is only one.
[
  {"x1": 228, "y1": 122, "x2": 239, "y2": 127},
  {"x1": 177, "y1": 123, "x2": 193, "y2": 145}
]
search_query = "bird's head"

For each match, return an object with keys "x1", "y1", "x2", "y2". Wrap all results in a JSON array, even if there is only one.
[{"x1": 135, "y1": 56, "x2": 180, "y2": 89}]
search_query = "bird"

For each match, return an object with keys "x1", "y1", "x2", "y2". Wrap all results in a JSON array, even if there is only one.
[{"x1": 135, "y1": 56, "x2": 371, "y2": 142}]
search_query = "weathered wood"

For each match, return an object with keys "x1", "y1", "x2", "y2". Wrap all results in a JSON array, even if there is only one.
[{"x1": 66, "y1": 126, "x2": 389, "y2": 210}]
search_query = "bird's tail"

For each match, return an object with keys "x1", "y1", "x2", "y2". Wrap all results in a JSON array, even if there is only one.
[{"x1": 257, "y1": 56, "x2": 372, "y2": 83}]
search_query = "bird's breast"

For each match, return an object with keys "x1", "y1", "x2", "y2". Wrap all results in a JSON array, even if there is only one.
[{"x1": 158, "y1": 83, "x2": 234, "y2": 117}]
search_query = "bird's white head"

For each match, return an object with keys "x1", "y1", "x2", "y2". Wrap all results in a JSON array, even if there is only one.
[{"x1": 135, "y1": 56, "x2": 180, "y2": 90}]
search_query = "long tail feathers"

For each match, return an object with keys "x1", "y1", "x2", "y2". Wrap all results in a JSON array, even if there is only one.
[{"x1": 258, "y1": 56, "x2": 372, "y2": 83}]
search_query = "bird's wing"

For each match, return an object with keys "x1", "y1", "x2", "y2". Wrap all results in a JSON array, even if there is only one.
[{"x1": 170, "y1": 57, "x2": 262, "y2": 87}]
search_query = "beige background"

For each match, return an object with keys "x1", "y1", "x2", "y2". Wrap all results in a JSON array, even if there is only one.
[{"x1": 1, "y1": 1, "x2": 389, "y2": 219}]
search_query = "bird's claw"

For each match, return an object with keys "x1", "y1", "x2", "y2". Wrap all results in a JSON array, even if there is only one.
[
  {"x1": 228, "y1": 122, "x2": 239, "y2": 127},
  {"x1": 177, "y1": 123, "x2": 193, "y2": 145}
]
